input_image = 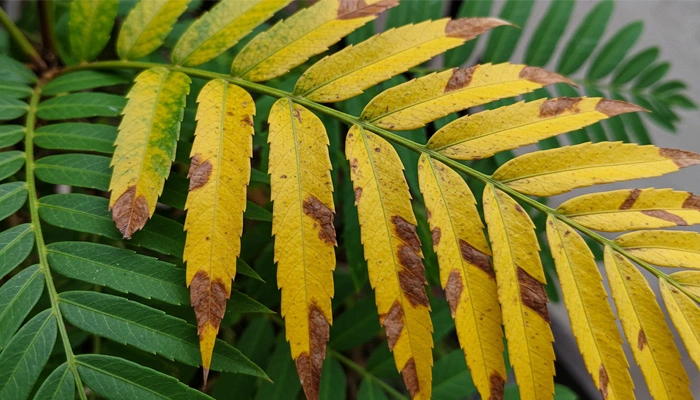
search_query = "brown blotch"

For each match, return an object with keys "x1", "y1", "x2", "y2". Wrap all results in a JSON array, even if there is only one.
[
  {"x1": 292, "y1": 109, "x2": 302, "y2": 123},
  {"x1": 595, "y1": 99, "x2": 646, "y2": 117},
  {"x1": 354, "y1": 187, "x2": 363, "y2": 203},
  {"x1": 444, "y1": 66, "x2": 477, "y2": 93},
  {"x1": 683, "y1": 193, "x2": 700, "y2": 210},
  {"x1": 659, "y1": 148, "x2": 700, "y2": 168},
  {"x1": 519, "y1": 66, "x2": 573, "y2": 87},
  {"x1": 188, "y1": 154, "x2": 213, "y2": 191},
  {"x1": 398, "y1": 246, "x2": 429, "y2": 307},
  {"x1": 242, "y1": 116, "x2": 254, "y2": 127},
  {"x1": 431, "y1": 227, "x2": 441, "y2": 246},
  {"x1": 350, "y1": 158, "x2": 359, "y2": 174},
  {"x1": 638, "y1": 329, "x2": 648, "y2": 350},
  {"x1": 517, "y1": 267, "x2": 550, "y2": 322},
  {"x1": 383, "y1": 301, "x2": 404, "y2": 350},
  {"x1": 445, "y1": 17, "x2": 510, "y2": 41},
  {"x1": 489, "y1": 373, "x2": 505, "y2": 400},
  {"x1": 189, "y1": 270, "x2": 228, "y2": 334},
  {"x1": 599, "y1": 365, "x2": 609, "y2": 399},
  {"x1": 539, "y1": 97, "x2": 582, "y2": 118},
  {"x1": 445, "y1": 270, "x2": 463, "y2": 316},
  {"x1": 296, "y1": 304, "x2": 330, "y2": 400},
  {"x1": 401, "y1": 358, "x2": 420, "y2": 398},
  {"x1": 459, "y1": 239, "x2": 495, "y2": 278},
  {"x1": 337, "y1": 0, "x2": 398, "y2": 20},
  {"x1": 514, "y1": 204, "x2": 526, "y2": 215},
  {"x1": 619, "y1": 189, "x2": 641, "y2": 210},
  {"x1": 391, "y1": 215, "x2": 422, "y2": 252},
  {"x1": 303, "y1": 196, "x2": 337, "y2": 245},
  {"x1": 641, "y1": 210, "x2": 687, "y2": 226},
  {"x1": 111, "y1": 186, "x2": 149, "y2": 239}
]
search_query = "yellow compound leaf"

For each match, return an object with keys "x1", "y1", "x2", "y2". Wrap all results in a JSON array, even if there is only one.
[
  {"x1": 346, "y1": 126, "x2": 433, "y2": 399},
  {"x1": 659, "y1": 279, "x2": 700, "y2": 371},
  {"x1": 117, "y1": 0, "x2": 190, "y2": 60},
  {"x1": 362, "y1": 63, "x2": 571, "y2": 130},
  {"x1": 493, "y1": 142, "x2": 700, "y2": 197},
  {"x1": 183, "y1": 80, "x2": 254, "y2": 379},
  {"x1": 427, "y1": 98, "x2": 641, "y2": 161},
  {"x1": 482, "y1": 185, "x2": 554, "y2": 400},
  {"x1": 417, "y1": 155, "x2": 505, "y2": 400},
  {"x1": 231, "y1": 0, "x2": 397, "y2": 82},
  {"x1": 172, "y1": 0, "x2": 291, "y2": 67},
  {"x1": 268, "y1": 99, "x2": 336, "y2": 400},
  {"x1": 546, "y1": 217, "x2": 633, "y2": 400},
  {"x1": 615, "y1": 230, "x2": 700, "y2": 269},
  {"x1": 603, "y1": 248, "x2": 691, "y2": 399},
  {"x1": 557, "y1": 188, "x2": 700, "y2": 232},
  {"x1": 295, "y1": 18, "x2": 508, "y2": 102},
  {"x1": 109, "y1": 67, "x2": 190, "y2": 239}
]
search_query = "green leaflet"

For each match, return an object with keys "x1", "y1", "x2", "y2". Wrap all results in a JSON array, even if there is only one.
[
  {"x1": 35, "y1": 154, "x2": 111, "y2": 190},
  {"x1": 588, "y1": 21, "x2": 644, "y2": 79},
  {"x1": 358, "y1": 378, "x2": 388, "y2": 400},
  {"x1": 0, "y1": 97, "x2": 28, "y2": 120},
  {"x1": 117, "y1": 0, "x2": 190, "y2": 60},
  {"x1": 329, "y1": 295, "x2": 380, "y2": 351},
  {"x1": 255, "y1": 336, "x2": 301, "y2": 400},
  {"x1": 42, "y1": 71, "x2": 129, "y2": 95},
  {"x1": 653, "y1": 80, "x2": 687, "y2": 96},
  {"x1": 0, "y1": 182, "x2": 27, "y2": 222},
  {"x1": 613, "y1": 47, "x2": 660, "y2": 85},
  {"x1": 244, "y1": 201, "x2": 272, "y2": 222},
  {"x1": 635, "y1": 62, "x2": 671, "y2": 89},
  {"x1": 524, "y1": 0, "x2": 574, "y2": 67},
  {"x1": 0, "y1": 265, "x2": 43, "y2": 350},
  {"x1": 557, "y1": 0, "x2": 614, "y2": 75},
  {"x1": 69, "y1": 0, "x2": 119, "y2": 61},
  {"x1": 33, "y1": 363, "x2": 74, "y2": 400},
  {"x1": 0, "y1": 55, "x2": 37, "y2": 83},
  {"x1": 59, "y1": 291, "x2": 267, "y2": 378},
  {"x1": 75, "y1": 354, "x2": 212, "y2": 400},
  {"x1": 0, "y1": 151, "x2": 25, "y2": 181},
  {"x1": 0, "y1": 224, "x2": 34, "y2": 280},
  {"x1": 319, "y1": 357, "x2": 346, "y2": 400},
  {"x1": 172, "y1": 0, "x2": 290, "y2": 67},
  {"x1": 481, "y1": 0, "x2": 534, "y2": 63},
  {"x1": 0, "y1": 309, "x2": 57, "y2": 400},
  {"x1": 432, "y1": 350, "x2": 477, "y2": 400},
  {"x1": 0, "y1": 125, "x2": 25, "y2": 148},
  {"x1": 34, "y1": 123, "x2": 117, "y2": 154},
  {"x1": 36, "y1": 93, "x2": 125, "y2": 120},
  {"x1": 0, "y1": 80, "x2": 32, "y2": 99}
]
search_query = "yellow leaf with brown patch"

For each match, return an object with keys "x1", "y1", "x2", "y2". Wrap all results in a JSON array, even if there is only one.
[
  {"x1": 427, "y1": 98, "x2": 641, "y2": 160},
  {"x1": 614, "y1": 230, "x2": 700, "y2": 269},
  {"x1": 268, "y1": 99, "x2": 336, "y2": 400},
  {"x1": 183, "y1": 79, "x2": 254, "y2": 378},
  {"x1": 109, "y1": 67, "x2": 190, "y2": 239},
  {"x1": 482, "y1": 184, "x2": 554, "y2": 400},
  {"x1": 362, "y1": 63, "x2": 571, "y2": 130},
  {"x1": 346, "y1": 126, "x2": 433, "y2": 399},
  {"x1": 231, "y1": 0, "x2": 398, "y2": 82},
  {"x1": 546, "y1": 217, "x2": 633, "y2": 400},
  {"x1": 660, "y1": 279, "x2": 700, "y2": 371},
  {"x1": 417, "y1": 155, "x2": 505, "y2": 400},
  {"x1": 295, "y1": 18, "x2": 508, "y2": 102},
  {"x1": 557, "y1": 188, "x2": 700, "y2": 232},
  {"x1": 493, "y1": 142, "x2": 700, "y2": 197},
  {"x1": 604, "y1": 248, "x2": 691, "y2": 399}
]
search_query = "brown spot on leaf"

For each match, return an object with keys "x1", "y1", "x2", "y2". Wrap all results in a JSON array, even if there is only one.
[
  {"x1": 188, "y1": 154, "x2": 213, "y2": 191},
  {"x1": 303, "y1": 196, "x2": 336, "y2": 245},
  {"x1": 444, "y1": 66, "x2": 477, "y2": 93},
  {"x1": 595, "y1": 99, "x2": 645, "y2": 117},
  {"x1": 514, "y1": 204, "x2": 526, "y2": 214},
  {"x1": 641, "y1": 210, "x2": 687, "y2": 226},
  {"x1": 383, "y1": 301, "x2": 404, "y2": 350},
  {"x1": 190, "y1": 270, "x2": 228, "y2": 334},
  {"x1": 354, "y1": 187, "x2": 363, "y2": 203},
  {"x1": 431, "y1": 227, "x2": 441, "y2": 246},
  {"x1": 619, "y1": 189, "x2": 641, "y2": 210},
  {"x1": 445, "y1": 270, "x2": 463, "y2": 316},
  {"x1": 517, "y1": 267, "x2": 550, "y2": 322},
  {"x1": 398, "y1": 246, "x2": 429, "y2": 307},
  {"x1": 337, "y1": 0, "x2": 398, "y2": 20},
  {"x1": 445, "y1": 17, "x2": 510, "y2": 40},
  {"x1": 519, "y1": 66, "x2": 573, "y2": 87},
  {"x1": 539, "y1": 97, "x2": 582, "y2": 118},
  {"x1": 401, "y1": 358, "x2": 420, "y2": 398},
  {"x1": 638, "y1": 329, "x2": 648, "y2": 350},
  {"x1": 391, "y1": 215, "x2": 421, "y2": 252},
  {"x1": 683, "y1": 193, "x2": 700, "y2": 210},
  {"x1": 599, "y1": 365, "x2": 609, "y2": 399},
  {"x1": 659, "y1": 148, "x2": 700, "y2": 168},
  {"x1": 489, "y1": 373, "x2": 505, "y2": 400},
  {"x1": 242, "y1": 116, "x2": 254, "y2": 127},
  {"x1": 459, "y1": 239, "x2": 494, "y2": 278},
  {"x1": 350, "y1": 158, "x2": 359, "y2": 174},
  {"x1": 111, "y1": 186, "x2": 149, "y2": 239},
  {"x1": 293, "y1": 109, "x2": 302, "y2": 123},
  {"x1": 296, "y1": 304, "x2": 330, "y2": 400}
]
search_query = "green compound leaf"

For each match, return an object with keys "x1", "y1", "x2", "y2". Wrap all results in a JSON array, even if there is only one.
[
  {"x1": 524, "y1": 0, "x2": 574, "y2": 67},
  {"x1": 588, "y1": 21, "x2": 644, "y2": 79},
  {"x1": 69, "y1": 0, "x2": 119, "y2": 62},
  {"x1": 557, "y1": 0, "x2": 614, "y2": 75}
]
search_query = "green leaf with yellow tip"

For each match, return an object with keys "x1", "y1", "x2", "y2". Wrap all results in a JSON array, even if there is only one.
[
  {"x1": 69, "y1": 0, "x2": 119, "y2": 62},
  {"x1": 117, "y1": 0, "x2": 190, "y2": 60}
]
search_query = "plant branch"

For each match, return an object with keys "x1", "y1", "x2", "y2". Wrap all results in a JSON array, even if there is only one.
[
  {"x1": 26, "y1": 80, "x2": 88, "y2": 400},
  {"x1": 61, "y1": 60, "x2": 700, "y2": 304},
  {"x1": 0, "y1": 7, "x2": 46, "y2": 70},
  {"x1": 37, "y1": 0, "x2": 57, "y2": 67}
]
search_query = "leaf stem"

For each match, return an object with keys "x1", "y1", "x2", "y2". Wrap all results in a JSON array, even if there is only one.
[
  {"x1": 329, "y1": 349, "x2": 409, "y2": 400},
  {"x1": 0, "y1": 7, "x2": 46, "y2": 70},
  {"x1": 61, "y1": 60, "x2": 700, "y2": 304},
  {"x1": 26, "y1": 80, "x2": 88, "y2": 400}
]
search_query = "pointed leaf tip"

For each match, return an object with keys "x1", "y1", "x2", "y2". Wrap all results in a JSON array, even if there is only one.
[
  {"x1": 659, "y1": 148, "x2": 700, "y2": 168},
  {"x1": 595, "y1": 99, "x2": 647, "y2": 116},
  {"x1": 445, "y1": 17, "x2": 511, "y2": 40},
  {"x1": 519, "y1": 66, "x2": 575, "y2": 87},
  {"x1": 202, "y1": 368, "x2": 210, "y2": 388}
]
